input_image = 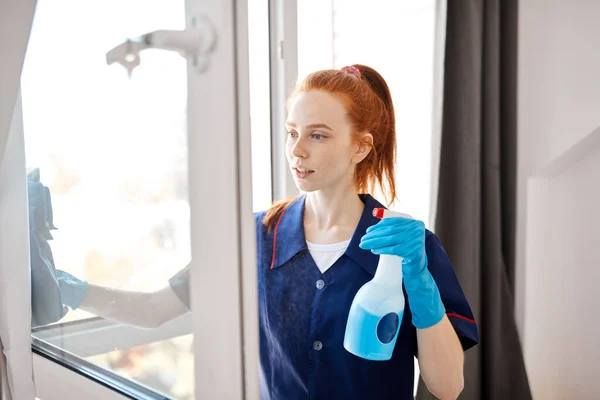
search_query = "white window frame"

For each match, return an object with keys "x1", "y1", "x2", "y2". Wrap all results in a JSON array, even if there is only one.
[
  {"x1": 186, "y1": 0, "x2": 259, "y2": 397},
  {"x1": 33, "y1": 355, "x2": 131, "y2": 400},
  {"x1": 2, "y1": 0, "x2": 260, "y2": 398},
  {"x1": 269, "y1": 0, "x2": 300, "y2": 200},
  {"x1": 1, "y1": 92, "x2": 37, "y2": 400}
]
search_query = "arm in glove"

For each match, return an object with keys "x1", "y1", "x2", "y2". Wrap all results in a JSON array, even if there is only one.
[{"x1": 58, "y1": 269, "x2": 188, "y2": 328}]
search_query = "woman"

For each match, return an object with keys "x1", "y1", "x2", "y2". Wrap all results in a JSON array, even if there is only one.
[{"x1": 57, "y1": 64, "x2": 478, "y2": 399}]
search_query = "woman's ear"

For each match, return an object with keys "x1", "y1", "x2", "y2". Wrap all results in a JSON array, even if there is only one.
[{"x1": 352, "y1": 133, "x2": 373, "y2": 164}]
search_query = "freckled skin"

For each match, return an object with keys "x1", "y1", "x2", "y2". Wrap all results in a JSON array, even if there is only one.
[{"x1": 285, "y1": 91, "x2": 365, "y2": 194}]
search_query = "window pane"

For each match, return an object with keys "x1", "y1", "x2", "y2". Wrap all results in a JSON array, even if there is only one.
[
  {"x1": 23, "y1": 0, "x2": 194, "y2": 398},
  {"x1": 331, "y1": 0, "x2": 437, "y2": 223},
  {"x1": 249, "y1": 0, "x2": 273, "y2": 211},
  {"x1": 297, "y1": 0, "x2": 436, "y2": 224}
]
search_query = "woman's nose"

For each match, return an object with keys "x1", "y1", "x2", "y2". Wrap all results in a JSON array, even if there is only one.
[{"x1": 291, "y1": 138, "x2": 308, "y2": 159}]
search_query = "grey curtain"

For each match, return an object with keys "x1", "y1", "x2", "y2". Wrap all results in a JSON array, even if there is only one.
[{"x1": 417, "y1": 0, "x2": 532, "y2": 399}]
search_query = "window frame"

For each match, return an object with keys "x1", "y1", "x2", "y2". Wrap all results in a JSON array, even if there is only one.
[
  {"x1": 268, "y1": 0, "x2": 301, "y2": 201},
  {"x1": 4, "y1": 0, "x2": 443, "y2": 398},
  {"x1": 32, "y1": 315, "x2": 191, "y2": 358},
  {"x1": 1, "y1": 0, "x2": 265, "y2": 398}
]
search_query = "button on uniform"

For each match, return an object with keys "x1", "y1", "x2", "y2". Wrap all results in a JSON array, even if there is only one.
[
  {"x1": 316, "y1": 279, "x2": 325, "y2": 290},
  {"x1": 313, "y1": 341, "x2": 323, "y2": 351}
]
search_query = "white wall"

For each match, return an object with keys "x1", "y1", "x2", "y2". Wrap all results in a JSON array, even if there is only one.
[
  {"x1": 0, "y1": 0, "x2": 37, "y2": 165},
  {"x1": 517, "y1": 1, "x2": 600, "y2": 399}
]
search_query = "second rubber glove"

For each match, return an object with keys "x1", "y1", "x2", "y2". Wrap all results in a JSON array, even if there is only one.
[{"x1": 56, "y1": 270, "x2": 89, "y2": 310}]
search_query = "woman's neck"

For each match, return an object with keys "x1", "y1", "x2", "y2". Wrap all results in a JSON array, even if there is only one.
[{"x1": 303, "y1": 188, "x2": 364, "y2": 244}]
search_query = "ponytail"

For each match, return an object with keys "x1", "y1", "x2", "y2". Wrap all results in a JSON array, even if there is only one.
[{"x1": 352, "y1": 64, "x2": 397, "y2": 206}]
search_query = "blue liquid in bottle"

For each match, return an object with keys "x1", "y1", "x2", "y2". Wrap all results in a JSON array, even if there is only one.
[
  {"x1": 343, "y1": 208, "x2": 412, "y2": 361},
  {"x1": 344, "y1": 304, "x2": 404, "y2": 361}
]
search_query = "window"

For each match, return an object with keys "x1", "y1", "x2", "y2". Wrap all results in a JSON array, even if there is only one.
[
  {"x1": 5, "y1": 0, "x2": 437, "y2": 397},
  {"x1": 21, "y1": 0, "x2": 265, "y2": 398},
  {"x1": 335, "y1": 0, "x2": 437, "y2": 224},
  {"x1": 22, "y1": 0, "x2": 194, "y2": 398},
  {"x1": 298, "y1": 0, "x2": 437, "y2": 224}
]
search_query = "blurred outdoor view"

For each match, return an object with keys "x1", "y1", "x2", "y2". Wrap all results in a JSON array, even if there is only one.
[{"x1": 22, "y1": 0, "x2": 195, "y2": 398}]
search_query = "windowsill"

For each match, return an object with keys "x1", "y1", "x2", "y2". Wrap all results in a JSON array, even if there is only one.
[
  {"x1": 32, "y1": 339, "x2": 171, "y2": 400},
  {"x1": 32, "y1": 313, "x2": 192, "y2": 357}
]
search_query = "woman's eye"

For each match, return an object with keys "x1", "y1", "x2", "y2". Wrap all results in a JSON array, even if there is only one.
[
  {"x1": 312, "y1": 133, "x2": 324, "y2": 140},
  {"x1": 286, "y1": 130, "x2": 298, "y2": 138}
]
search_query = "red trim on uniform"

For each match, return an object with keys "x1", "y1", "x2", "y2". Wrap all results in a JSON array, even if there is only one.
[
  {"x1": 446, "y1": 313, "x2": 476, "y2": 324},
  {"x1": 270, "y1": 211, "x2": 286, "y2": 269}
]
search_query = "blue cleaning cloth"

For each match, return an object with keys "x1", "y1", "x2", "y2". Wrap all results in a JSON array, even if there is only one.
[{"x1": 28, "y1": 168, "x2": 69, "y2": 327}]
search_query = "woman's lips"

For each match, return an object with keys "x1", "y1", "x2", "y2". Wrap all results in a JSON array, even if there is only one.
[{"x1": 293, "y1": 168, "x2": 314, "y2": 179}]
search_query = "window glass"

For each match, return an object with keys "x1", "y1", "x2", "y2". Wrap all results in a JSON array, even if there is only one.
[
  {"x1": 23, "y1": 1, "x2": 272, "y2": 397},
  {"x1": 23, "y1": 1, "x2": 192, "y2": 398}
]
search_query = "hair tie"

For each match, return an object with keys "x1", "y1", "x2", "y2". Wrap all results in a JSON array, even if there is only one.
[{"x1": 341, "y1": 65, "x2": 361, "y2": 78}]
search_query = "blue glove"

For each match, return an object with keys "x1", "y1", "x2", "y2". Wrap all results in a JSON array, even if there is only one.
[
  {"x1": 359, "y1": 218, "x2": 445, "y2": 329},
  {"x1": 56, "y1": 270, "x2": 88, "y2": 310}
]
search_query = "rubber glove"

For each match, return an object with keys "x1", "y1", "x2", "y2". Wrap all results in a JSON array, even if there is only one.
[
  {"x1": 359, "y1": 217, "x2": 445, "y2": 329},
  {"x1": 56, "y1": 270, "x2": 88, "y2": 310}
]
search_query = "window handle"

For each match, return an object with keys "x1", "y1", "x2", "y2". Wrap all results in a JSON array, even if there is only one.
[{"x1": 105, "y1": 15, "x2": 217, "y2": 77}]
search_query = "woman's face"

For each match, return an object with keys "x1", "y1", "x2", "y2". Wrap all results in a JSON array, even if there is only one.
[{"x1": 285, "y1": 90, "x2": 371, "y2": 194}]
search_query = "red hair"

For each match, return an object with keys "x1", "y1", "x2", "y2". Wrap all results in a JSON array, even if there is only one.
[{"x1": 263, "y1": 64, "x2": 397, "y2": 231}]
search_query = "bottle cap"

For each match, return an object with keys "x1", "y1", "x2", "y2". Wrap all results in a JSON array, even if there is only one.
[{"x1": 372, "y1": 208, "x2": 385, "y2": 219}]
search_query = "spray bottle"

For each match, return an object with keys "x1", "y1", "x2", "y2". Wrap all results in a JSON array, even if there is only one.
[{"x1": 343, "y1": 208, "x2": 412, "y2": 361}]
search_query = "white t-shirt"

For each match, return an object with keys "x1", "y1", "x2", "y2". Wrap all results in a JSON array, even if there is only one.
[{"x1": 306, "y1": 239, "x2": 351, "y2": 274}]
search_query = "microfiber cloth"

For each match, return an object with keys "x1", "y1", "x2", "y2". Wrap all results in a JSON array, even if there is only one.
[{"x1": 28, "y1": 168, "x2": 68, "y2": 327}]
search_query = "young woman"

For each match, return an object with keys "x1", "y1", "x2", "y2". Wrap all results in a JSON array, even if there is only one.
[{"x1": 56, "y1": 64, "x2": 478, "y2": 399}]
